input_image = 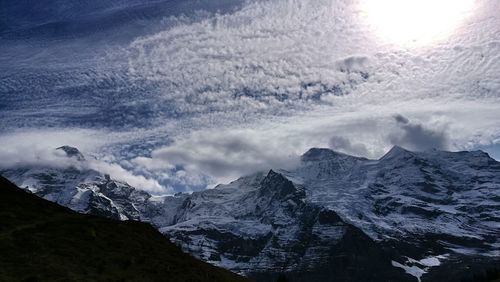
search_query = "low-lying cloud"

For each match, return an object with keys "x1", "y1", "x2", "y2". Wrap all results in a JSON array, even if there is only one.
[
  {"x1": 2, "y1": 97, "x2": 500, "y2": 193},
  {"x1": 329, "y1": 136, "x2": 370, "y2": 157},
  {"x1": 389, "y1": 114, "x2": 449, "y2": 151},
  {"x1": 134, "y1": 129, "x2": 302, "y2": 186},
  {"x1": 0, "y1": 129, "x2": 169, "y2": 194}
]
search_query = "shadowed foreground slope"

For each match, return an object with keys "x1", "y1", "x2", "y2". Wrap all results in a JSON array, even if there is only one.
[{"x1": 0, "y1": 175, "x2": 247, "y2": 282}]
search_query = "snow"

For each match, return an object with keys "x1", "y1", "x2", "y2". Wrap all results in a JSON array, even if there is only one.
[
  {"x1": 419, "y1": 257, "x2": 441, "y2": 267},
  {"x1": 392, "y1": 254, "x2": 449, "y2": 281},
  {"x1": 284, "y1": 147, "x2": 500, "y2": 244},
  {"x1": 69, "y1": 188, "x2": 91, "y2": 212},
  {"x1": 392, "y1": 260, "x2": 426, "y2": 282},
  {"x1": 19, "y1": 177, "x2": 40, "y2": 193},
  {"x1": 2, "y1": 146, "x2": 499, "y2": 276}
]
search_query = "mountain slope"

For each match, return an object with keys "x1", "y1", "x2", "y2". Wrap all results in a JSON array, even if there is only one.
[
  {"x1": 0, "y1": 175, "x2": 247, "y2": 282},
  {"x1": 160, "y1": 170, "x2": 410, "y2": 281},
  {"x1": 287, "y1": 146, "x2": 500, "y2": 247},
  {"x1": 2, "y1": 146, "x2": 500, "y2": 281}
]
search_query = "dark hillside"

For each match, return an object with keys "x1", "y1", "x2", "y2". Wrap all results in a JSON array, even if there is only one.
[{"x1": 0, "y1": 175, "x2": 247, "y2": 282}]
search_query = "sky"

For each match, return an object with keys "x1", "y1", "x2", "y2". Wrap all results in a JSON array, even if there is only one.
[{"x1": 0, "y1": 0, "x2": 499, "y2": 194}]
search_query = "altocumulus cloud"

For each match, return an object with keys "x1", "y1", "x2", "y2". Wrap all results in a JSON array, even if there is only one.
[{"x1": 127, "y1": 0, "x2": 371, "y2": 111}]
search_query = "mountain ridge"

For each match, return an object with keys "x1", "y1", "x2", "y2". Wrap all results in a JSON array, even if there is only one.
[{"x1": 2, "y1": 145, "x2": 499, "y2": 281}]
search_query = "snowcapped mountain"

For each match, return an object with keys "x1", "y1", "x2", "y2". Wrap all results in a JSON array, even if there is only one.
[
  {"x1": 2, "y1": 146, "x2": 499, "y2": 281},
  {"x1": 289, "y1": 147, "x2": 500, "y2": 248},
  {"x1": 1, "y1": 146, "x2": 151, "y2": 221}
]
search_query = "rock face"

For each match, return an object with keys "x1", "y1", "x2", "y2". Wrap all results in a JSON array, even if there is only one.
[{"x1": 2, "y1": 145, "x2": 500, "y2": 282}]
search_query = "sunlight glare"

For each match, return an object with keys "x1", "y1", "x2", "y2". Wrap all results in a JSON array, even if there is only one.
[{"x1": 360, "y1": 0, "x2": 474, "y2": 46}]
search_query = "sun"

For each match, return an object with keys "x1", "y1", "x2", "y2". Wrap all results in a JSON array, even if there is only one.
[{"x1": 359, "y1": 0, "x2": 474, "y2": 46}]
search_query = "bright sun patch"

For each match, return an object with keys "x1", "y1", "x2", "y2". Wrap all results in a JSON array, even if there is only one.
[{"x1": 360, "y1": 0, "x2": 474, "y2": 46}]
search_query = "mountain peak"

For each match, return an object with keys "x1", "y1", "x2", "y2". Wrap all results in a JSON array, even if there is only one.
[
  {"x1": 259, "y1": 170, "x2": 298, "y2": 199},
  {"x1": 262, "y1": 169, "x2": 288, "y2": 184},
  {"x1": 56, "y1": 145, "x2": 85, "y2": 161},
  {"x1": 379, "y1": 145, "x2": 413, "y2": 161},
  {"x1": 301, "y1": 148, "x2": 350, "y2": 162}
]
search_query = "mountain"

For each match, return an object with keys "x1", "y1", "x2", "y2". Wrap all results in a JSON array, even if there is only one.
[
  {"x1": 2, "y1": 145, "x2": 500, "y2": 281},
  {"x1": 0, "y1": 175, "x2": 247, "y2": 282},
  {"x1": 292, "y1": 146, "x2": 500, "y2": 244},
  {"x1": 2, "y1": 146, "x2": 153, "y2": 221}
]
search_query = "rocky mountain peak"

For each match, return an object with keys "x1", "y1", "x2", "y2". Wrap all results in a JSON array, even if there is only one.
[
  {"x1": 259, "y1": 170, "x2": 299, "y2": 199},
  {"x1": 379, "y1": 145, "x2": 413, "y2": 161},
  {"x1": 56, "y1": 145, "x2": 85, "y2": 161},
  {"x1": 301, "y1": 147, "x2": 354, "y2": 162}
]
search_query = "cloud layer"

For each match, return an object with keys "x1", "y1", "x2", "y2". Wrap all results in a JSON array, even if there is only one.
[{"x1": 1, "y1": 0, "x2": 500, "y2": 192}]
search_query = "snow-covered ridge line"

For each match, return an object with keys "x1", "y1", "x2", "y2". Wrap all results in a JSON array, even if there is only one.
[{"x1": 1, "y1": 145, "x2": 499, "y2": 281}]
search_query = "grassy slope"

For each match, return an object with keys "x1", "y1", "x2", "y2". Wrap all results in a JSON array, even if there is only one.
[{"x1": 0, "y1": 176, "x2": 248, "y2": 282}]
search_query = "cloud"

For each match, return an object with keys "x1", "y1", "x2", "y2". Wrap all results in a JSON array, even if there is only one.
[
  {"x1": 140, "y1": 129, "x2": 302, "y2": 185},
  {"x1": 0, "y1": 129, "x2": 104, "y2": 170},
  {"x1": 127, "y1": 0, "x2": 371, "y2": 112},
  {"x1": 1, "y1": 0, "x2": 500, "y2": 193},
  {"x1": 1, "y1": 99, "x2": 500, "y2": 192},
  {"x1": 0, "y1": 129, "x2": 170, "y2": 194},
  {"x1": 123, "y1": 98, "x2": 500, "y2": 188},
  {"x1": 87, "y1": 160, "x2": 170, "y2": 194},
  {"x1": 393, "y1": 114, "x2": 410, "y2": 124},
  {"x1": 388, "y1": 114, "x2": 449, "y2": 151},
  {"x1": 329, "y1": 136, "x2": 369, "y2": 157}
]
